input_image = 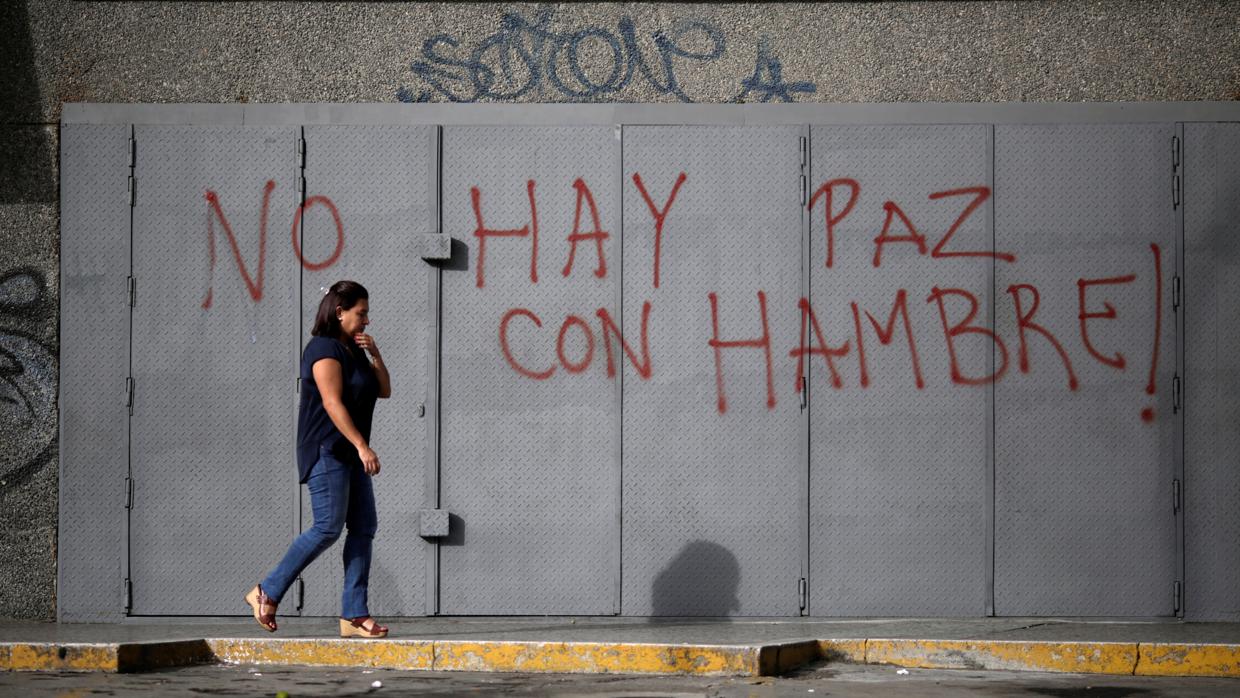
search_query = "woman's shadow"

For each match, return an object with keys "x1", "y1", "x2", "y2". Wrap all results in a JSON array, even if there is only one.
[{"x1": 649, "y1": 540, "x2": 740, "y2": 621}]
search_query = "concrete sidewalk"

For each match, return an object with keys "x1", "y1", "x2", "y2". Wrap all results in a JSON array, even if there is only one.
[{"x1": 3, "y1": 617, "x2": 1239, "y2": 678}]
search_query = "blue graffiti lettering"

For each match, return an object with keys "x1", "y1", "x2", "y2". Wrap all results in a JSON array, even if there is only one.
[
  {"x1": 736, "y1": 39, "x2": 817, "y2": 103},
  {"x1": 397, "y1": 8, "x2": 815, "y2": 103}
]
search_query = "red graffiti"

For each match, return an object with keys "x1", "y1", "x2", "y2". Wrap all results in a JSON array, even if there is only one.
[
  {"x1": 202, "y1": 181, "x2": 346, "y2": 309},
  {"x1": 872, "y1": 201, "x2": 928, "y2": 267},
  {"x1": 1143, "y1": 243, "x2": 1163, "y2": 423},
  {"x1": 708, "y1": 291, "x2": 775, "y2": 414},
  {"x1": 556, "y1": 314, "x2": 595, "y2": 374},
  {"x1": 472, "y1": 180, "x2": 539, "y2": 288},
  {"x1": 852, "y1": 289, "x2": 925, "y2": 390},
  {"x1": 808, "y1": 178, "x2": 860, "y2": 269},
  {"x1": 201, "y1": 180, "x2": 274, "y2": 309},
  {"x1": 790, "y1": 297, "x2": 850, "y2": 391},
  {"x1": 561, "y1": 178, "x2": 609, "y2": 279},
  {"x1": 597, "y1": 301, "x2": 653, "y2": 380},
  {"x1": 499, "y1": 308, "x2": 556, "y2": 380},
  {"x1": 1007, "y1": 283, "x2": 1079, "y2": 391},
  {"x1": 291, "y1": 195, "x2": 345, "y2": 271},
  {"x1": 497, "y1": 303, "x2": 654, "y2": 380},
  {"x1": 1077, "y1": 273, "x2": 1137, "y2": 369},
  {"x1": 474, "y1": 173, "x2": 1163, "y2": 425},
  {"x1": 810, "y1": 182, "x2": 1013, "y2": 268},
  {"x1": 632, "y1": 172, "x2": 687, "y2": 289},
  {"x1": 928, "y1": 187, "x2": 1014, "y2": 262},
  {"x1": 927, "y1": 287, "x2": 1009, "y2": 386}
]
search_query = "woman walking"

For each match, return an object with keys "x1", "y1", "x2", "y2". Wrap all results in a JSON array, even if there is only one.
[{"x1": 245, "y1": 280, "x2": 391, "y2": 638}]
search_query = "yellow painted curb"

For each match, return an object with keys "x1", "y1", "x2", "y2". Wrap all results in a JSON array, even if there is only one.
[
  {"x1": 116, "y1": 640, "x2": 215, "y2": 672},
  {"x1": 818, "y1": 639, "x2": 867, "y2": 663},
  {"x1": 758, "y1": 640, "x2": 822, "y2": 675},
  {"x1": 865, "y1": 639, "x2": 1139, "y2": 675},
  {"x1": 207, "y1": 638, "x2": 434, "y2": 670},
  {"x1": 4, "y1": 636, "x2": 1240, "y2": 678},
  {"x1": 0, "y1": 640, "x2": 214, "y2": 673},
  {"x1": 1136, "y1": 643, "x2": 1240, "y2": 678},
  {"x1": 2, "y1": 643, "x2": 120, "y2": 672},
  {"x1": 433, "y1": 640, "x2": 763, "y2": 676}
]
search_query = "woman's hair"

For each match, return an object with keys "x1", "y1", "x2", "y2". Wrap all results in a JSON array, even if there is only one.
[{"x1": 311, "y1": 280, "x2": 369, "y2": 338}]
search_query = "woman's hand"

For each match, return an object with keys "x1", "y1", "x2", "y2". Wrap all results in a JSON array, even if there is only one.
[
  {"x1": 357, "y1": 444, "x2": 381, "y2": 476},
  {"x1": 354, "y1": 333, "x2": 381, "y2": 360}
]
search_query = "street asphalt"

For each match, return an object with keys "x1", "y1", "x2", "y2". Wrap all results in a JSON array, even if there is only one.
[{"x1": 3, "y1": 660, "x2": 1240, "y2": 697}]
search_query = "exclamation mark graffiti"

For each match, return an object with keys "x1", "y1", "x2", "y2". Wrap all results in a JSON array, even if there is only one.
[{"x1": 1141, "y1": 242, "x2": 1163, "y2": 424}]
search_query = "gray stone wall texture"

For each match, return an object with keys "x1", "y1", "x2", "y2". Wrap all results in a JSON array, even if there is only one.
[{"x1": 1, "y1": 0, "x2": 1237, "y2": 619}]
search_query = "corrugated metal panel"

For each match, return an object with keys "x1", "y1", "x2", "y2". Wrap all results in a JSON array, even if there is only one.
[
  {"x1": 438, "y1": 127, "x2": 618, "y2": 614},
  {"x1": 993, "y1": 124, "x2": 1177, "y2": 616},
  {"x1": 808, "y1": 125, "x2": 992, "y2": 615},
  {"x1": 622, "y1": 126, "x2": 803, "y2": 616},
  {"x1": 54, "y1": 106, "x2": 1236, "y2": 621},
  {"x1": 298, "y1": 125, "x2": 437, "y2": 617},
  {"x1": 1183, "y1": 122, "x2": 1240, "y2": 621},
  {"x1": 57, "y1": 124, "x2": 131, "y2": 621},
  {"x1": 129, "y1": 126, "x2": 299, "y2": 614}
]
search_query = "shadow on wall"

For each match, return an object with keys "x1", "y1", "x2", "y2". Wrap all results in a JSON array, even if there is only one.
[
  {"x1": 0, "y1": 0, "x2": 55, "y2": 204},
  {"x1": 649, "y1": 540, "x2": 740, "y2": 620}
]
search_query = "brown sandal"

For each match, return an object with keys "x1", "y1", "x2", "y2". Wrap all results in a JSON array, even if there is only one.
[
  {"x1": 244, "y1": 585, "x2": 278, "y2": 632},
  {"x1": 340, "y1": 616, "x2": 388, "y2": 638}
]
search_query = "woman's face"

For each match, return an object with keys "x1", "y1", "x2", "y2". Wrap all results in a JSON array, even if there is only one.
[{"x1": 337, "y1": 299, "x2": 370, "y2": 338}]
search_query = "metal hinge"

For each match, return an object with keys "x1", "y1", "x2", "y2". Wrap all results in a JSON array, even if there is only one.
[
  {"x1": 124, "y1": 376, "x2": 134, "y2": 409},
  {"x1": 124, "y1": 578, "x2": 133, "y2": 612},
  {"x1": 127, "y1": 275, "x2": 136, "y2": 307},
  {"x1": 1171, "y1": 135, "x2": 1181, "y2": 210},
  {"x1": 1172, "y1": 478, "x2": 1182, "y2": 513},
  {"x1": 798, "y1": 577, "x2": 807, "y2": 611},
  {"x1": 298, "y1": 175, "x2": 306, "y2": 196},
  {"x1": 124, "y1": 476, "x2": 134, "y2": 510},
  {"x1": 295, "y1": 577, "x2": 305, "y2": 610},
  {"x1": 296, "y1": 376, "x2": 302, "y2": 394},
  {"x1": 297, "y1": 135, "x2": 306, "y2": 170},
  {"x1": 128, "y1": 134, "x2": 136, "y2": 168},
  {"x1": 799, "y1": 375, "x2": 808, "y2": 412},
  {"x1": 127, "y1": 175, "x2": 135, "y2": 206},
  {"x1": 1174, "y1": 581, "x2": 1183, "y2": 614},
  {"x1": 1172, "y1": 374, "x2": 1182, "y2": 413},
  {"x1": 1172, "y1": 275, "x2": 1181, "y2": 311},
  {"x1": 799, "y1": 136, "x2": 807, "y2": 168},
  {"x1": 799, "y1": 174, "x2": 807, "y2": 206}
]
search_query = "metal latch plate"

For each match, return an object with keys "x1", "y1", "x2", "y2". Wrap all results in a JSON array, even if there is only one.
[
  {"x1": 419, "y1": 509, "x2": 450, "y2": 538},
  {"x1": 418, "y1": 235, "x2": 453, "y2": 261}
]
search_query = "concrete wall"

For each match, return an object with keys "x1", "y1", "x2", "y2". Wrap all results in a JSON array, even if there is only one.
[{"x1": 3, "y1": 0, "x2": 1239, "y2": 620}]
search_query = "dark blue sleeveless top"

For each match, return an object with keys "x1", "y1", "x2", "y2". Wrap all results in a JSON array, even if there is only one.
[{"x1": 295, "y1": 336, "x2": 379, "y2": 483}]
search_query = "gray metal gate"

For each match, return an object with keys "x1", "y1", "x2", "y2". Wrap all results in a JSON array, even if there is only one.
[
  {"x1": 58, "y1": 125, "x2": 132, "y2": 621},
  {"x1": 621, "y1": 126, "x2": 805, "y2": 616},
  {"x1": 808, "y1": 125, "x2": 992, "y2": 615},
  {"x1": 437, "y1": 127, "x2": 619, "y2": 614},
  {"x1": 993, "y1": 124, "x2": 1179, "y2": 615},
  {"x1": 296, "y1": 126, "x2": 438, "y2": 617},
  {"x1": 128, "y1": 126, "x2": 301, "y2": 614},
  {"x1": 58, "y1": 105, "x2": 1239, "y2": 622},
  {"x1": 1183, "y1": 123, "x2": 1240, "y2": 621}
]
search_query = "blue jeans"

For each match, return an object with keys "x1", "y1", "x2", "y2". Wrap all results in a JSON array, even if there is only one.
[{"x1": 261, "y1": 446, "x2": 378, "y2": 618}]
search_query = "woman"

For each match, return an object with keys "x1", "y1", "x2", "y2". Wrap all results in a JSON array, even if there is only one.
[{"x1": 245, "y1": 280, "x2": 392, "y2": 638}]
